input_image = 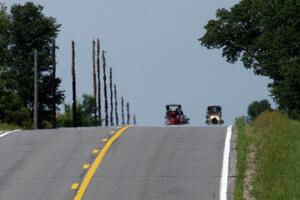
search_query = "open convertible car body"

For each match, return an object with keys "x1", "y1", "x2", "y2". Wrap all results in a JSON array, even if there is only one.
[{"x1": 165, "y1": 104, "x2": 190, "y2": 125}]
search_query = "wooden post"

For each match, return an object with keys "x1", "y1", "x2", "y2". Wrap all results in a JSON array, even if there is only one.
[
  {"x1": 34, "y1": 49, "x2": 38, "y2": 129},
  {"x1": 102, "y1": 50, "x2": 108, "y2": 127},
  {"x1": 109, "y1": 67, "x2": 114, "y2": 126},
  {"x1": 51, "y1": 39, "x2": 57, "y2": 128},
  {"x1": 114, "y1": 84, "x2": 119, "y2": 126},
  {"x1": 92, "y1": 40, "x2": 97, "y2": 124},
  {"x1": 72, "y1": 40, "x2": 77, "y2": 127},
  {"x1": 97, "y1": 39, "x2": 102, "y2": 126}
]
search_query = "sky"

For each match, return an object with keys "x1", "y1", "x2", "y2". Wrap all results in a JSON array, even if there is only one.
[{"x1": 4, "y1": 0, "x2": 275, "y2": 126}]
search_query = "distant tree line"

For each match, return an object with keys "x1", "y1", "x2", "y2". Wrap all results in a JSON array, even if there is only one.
[{"x1": 200, "y1": 0, "x2": 300, "y2": 119}]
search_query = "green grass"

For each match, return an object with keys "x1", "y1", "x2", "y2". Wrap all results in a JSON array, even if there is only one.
[
  {"x1": 0, "y1": 122, "x2": 19, "y2": 131},
  {"x1": 234, "y1": 112, "x2": 300, "y2": 200},
  {"x1": 233, "y1": 117, "x2": 249, "y2": 200}
]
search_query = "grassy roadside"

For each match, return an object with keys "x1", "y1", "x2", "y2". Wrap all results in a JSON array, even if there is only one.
[
  {"x1": 0, "y1": 122, "x2": 19, "y2": 131},
  {"x1": 233, "y1": 117, "x2": 249, "y2": 200},
  {"x1": 234, "y1": 112, "x2": 300, "y2": 200}
]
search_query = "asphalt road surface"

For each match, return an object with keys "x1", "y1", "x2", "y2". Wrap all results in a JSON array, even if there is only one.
[{"x1": 0, "y1": 126, "x2": 227, "y2": 200}]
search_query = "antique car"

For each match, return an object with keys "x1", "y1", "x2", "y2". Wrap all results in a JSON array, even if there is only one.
[
  {"x1": 165, "y1": 104, "x2": 189, "y2": 125},
  {"x1": 205, "y1": 105, "x2": 224, "y2": 125}
]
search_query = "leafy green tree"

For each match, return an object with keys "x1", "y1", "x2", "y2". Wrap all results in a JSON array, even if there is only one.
[
  {"x1": 58, "y1": 95, "x2": 99, "y2": 127},
  {"x1": 248, "y1": 99, "x2": 271, "y2": 120},
  {"x1": 82, "y1": 94, "x2": 97, "y2": 125},
  {"x1": 200, "y1": 0, "x2": 300, "y2": 119},
  {"x1": 2, "y1": 2, "x2": 65, "y2": 127},
  {"x1": 0, "y1": 4, "x2": 30, "y2": 127}
]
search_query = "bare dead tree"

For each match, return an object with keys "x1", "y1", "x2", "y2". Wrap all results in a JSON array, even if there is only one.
[
  {"x1": 71, "y1": 40, "x2": 77, "y2": 127},
  {"x1": 102, "y1": 50, "x2": 109, "y2": 127},
  {"x1": 121, "y1": 96, "x2": 125, "y2": 125},
  {"x1": 97, "y1": 39, "x2": 102, "y2": 126},
  {"x1": 126, "y1": 102, "x2": 130, "y2": 125},
  {"x1": 114, "y1": 84, "x2": 119, "y2": 126},
  {"x1": 51, "y1": 39, "x2": 56, "y2": 128},
  {"x1": 133, "y1": 114, "x2": 137, "y2": 125},
  {"x1": 109, "y1": 67, "x2": 114, "y2": 126},
  {"x1": 92, "y1": 40, "x2": 97, "y2": 124}
]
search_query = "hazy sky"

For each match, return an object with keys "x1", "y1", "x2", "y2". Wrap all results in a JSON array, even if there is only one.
[{"x1": 4, "y1": 0, "x2": 275, "y2": 126}]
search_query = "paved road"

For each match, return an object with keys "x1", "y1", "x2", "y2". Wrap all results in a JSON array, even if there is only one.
[
  {"x1": 0, "y1": 127, "x2": 114, "y2": 200},
  {"x1": 0, "y1": 126, "x2": 227, "y2": 200},
  {"x1": 84, "y1": 127, "x2": 227, "y2": 200}
]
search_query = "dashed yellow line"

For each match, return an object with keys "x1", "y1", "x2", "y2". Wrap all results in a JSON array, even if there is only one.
[
  {"x1": 71, "y1": 183, "x2": 79, "y2": 190},
  {"x1": 73, "y1": 126, "x2": 131, "y2": 200},
  {"x1": 82, "y1": 164, "x2": 90, "y2": 169},
  {"x1": 92, "y1": 148, "x2": 99, "y2": 155},
  {"x1": 101, "y1": 138, "x2": 108, "y2": 142}
]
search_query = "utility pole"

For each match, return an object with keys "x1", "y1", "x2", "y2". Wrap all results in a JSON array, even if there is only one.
[
  {"x1": 97, "y1": 39, "x2": 102, "y2": 126},
  {"x1": 102, "y1": 50, "x2": 108, "y2": 127},
  {"x1": 51, "y1": 39, "x2": 56, "y2": 128},
  {"x1": 92, "y1": 40, "x2": 97, "y2": 124},
  {"x1": 34, "y1": 49, "x2": 38, "y2": 129},
  {"x1": 109, "y1": 67, "x2": 114, "y2": 126},
  {"x1": 114, "y1": 84, "x2": 119, "y2": 126},
  {"x1": 72, "y1": 40, "x2": 77, "y2": 127},
  {"x1": 126, "y1": 102, "x2": 130, "y2": 125},
  {"x1": 121, "y1": 96, "x2": 125, "y2": 125},
  {"x1": 133, "y1": 114, "x2": 137, "y2": 125}
]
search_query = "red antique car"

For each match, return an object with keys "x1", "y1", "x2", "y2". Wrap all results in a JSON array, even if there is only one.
[{"x1": 165, "y1": 104, "x2": 189, "y2": 125}]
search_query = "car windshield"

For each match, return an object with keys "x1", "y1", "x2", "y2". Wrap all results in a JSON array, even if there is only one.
[
  {"x1": 208, "y1": 106, "x2": 221, "y2": 113},
  {"x1": 168, "y1": 105, "x2": 180, "y2": 111}
]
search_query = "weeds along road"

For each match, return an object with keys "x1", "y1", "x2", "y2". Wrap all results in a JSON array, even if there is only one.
[{"x1": 0, "y1": 126, "x2": 228, "y2": 200}]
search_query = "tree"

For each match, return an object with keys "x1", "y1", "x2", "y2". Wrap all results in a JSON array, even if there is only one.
[
  {"x1": 1, "y1": 2, "x2": 64, "y2": 127},
  {"x1": 248, "y1": 99, "x2": 271, "y2": 120},
  {"x1": 58, "y1": 94, "x2": 98, "y2": 127},
  {"x1": 200, "y1": 0, "x2": 300, "y2": 119}
]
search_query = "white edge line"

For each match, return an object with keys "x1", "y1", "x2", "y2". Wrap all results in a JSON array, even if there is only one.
[
  {"x1": 220, "y1": 125, "x2": 233, "y2": 200},
  {"x1": 0, "y1": 129, "x2": 21, "y2": 138}
]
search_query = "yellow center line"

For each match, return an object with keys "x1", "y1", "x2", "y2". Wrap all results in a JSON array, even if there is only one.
[
  {"x1": 82, "y1": 164, "x2": 90, "y2": 169},
  {"x1": 71, "y1": 183, "x2": 79, "y2": 190},
  {"x1": 92, "y1": 148, "x2": 99, "y2": 155},
  {"x1": 74, "y1": 126, "x2": 131, "y2": 200},
  {"x1": 101, "y1": 138, "x2": 108, "y2": 142}
]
